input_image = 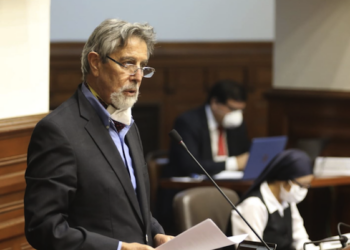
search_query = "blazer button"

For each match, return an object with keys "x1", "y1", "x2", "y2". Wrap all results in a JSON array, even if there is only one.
[{"x1": 145, "y1": 234, "x2": 148, "y2": 243}]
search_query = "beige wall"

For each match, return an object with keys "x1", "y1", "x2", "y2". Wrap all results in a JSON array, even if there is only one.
[
  {"x1": 50, "y1": 0, "x2": 274, "y2": 42},
  {"x1": 0, "y1": 0, "x2": 50, "y2": 119},
  {"x1": 274, "y1": 0, "x2": 350, "y2": 91}
]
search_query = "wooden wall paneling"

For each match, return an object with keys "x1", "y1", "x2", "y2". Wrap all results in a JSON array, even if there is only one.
[
  {"x1": 245, "y1": 88, "x2": 269, "y2": 138},
  {"x1": 50, "y1": 69, "x2": 82, "y2": 108},
  {"x1": 267, "y1": 98, "x2": 289, "y2": 136},
  {"x1": 132, "y1": 104, "x2": 161, "y2": 156},
  {"x1": 50, "y1": 42, "x2": 273, "y2": 155},
  {"x1": 207, "y1": 67, "x2": 247, "y2": 88},
  {"x1": 137, "y1": 69, "x2": 166, "y2": 150},
  {"x1": 0, "y1": 135, "x2": 31, "y2": 160},
  {"x1": 50, "y1": 43, "x2": 84, "y2": 109},
  {"x1": 266, "y1": 89, "x2": 350, "y2": 156},
  {"x1": 140, "y1": 68, "x2": 166, "y2": 93},
  {"x1": 166, "y1": 68, "x2": 206, "y2": 99},
  {"x1": 334, "y1": 186, "x2": 350, "y2": 229},
  {"x1": 162, "y1": 68, "x2": 207, "y2": 148},
  {"x1": 242, "y1": 66, "x2": 271, "y2": 138},
  {"x1": 297, "y1": 187, "x2": 334, "y2": 240},
  {"x1": 0, "y1": 114, "x2": 46, "y2": 250},
  {"x1": 0, "y1": 235, "x2": 34, "y2": 250}
]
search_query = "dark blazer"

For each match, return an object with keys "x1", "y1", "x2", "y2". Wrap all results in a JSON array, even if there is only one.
[
  {"x1": 24, "y1": 85, "x2": 164, "y2": 250},
  {"x1": 165, "y1": 105, "x2": 250, "y2": 177}
]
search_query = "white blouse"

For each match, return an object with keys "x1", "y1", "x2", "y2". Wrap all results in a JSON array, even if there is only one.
[{"x1": 231, "y1": 181, "x2": 313, "y2": 250}]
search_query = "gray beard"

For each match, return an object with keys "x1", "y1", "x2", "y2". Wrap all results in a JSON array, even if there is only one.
[{"x1": 110, "y1": 87, "x2": 139, "y2": 110}]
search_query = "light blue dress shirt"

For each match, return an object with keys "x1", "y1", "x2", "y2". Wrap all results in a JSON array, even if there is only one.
[{"x1": 82, "y1": 83, "x2": 137, "y2": 250}]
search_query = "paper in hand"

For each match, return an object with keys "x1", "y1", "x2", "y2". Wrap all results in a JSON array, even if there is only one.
[{"x1": 156, "y1": 219, "x2": 247, "y2": 250}]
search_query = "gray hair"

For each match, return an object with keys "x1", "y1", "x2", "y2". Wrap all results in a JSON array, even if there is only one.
[{"x1": 81, "y1": 19, "x2": 156, "y2": 81}]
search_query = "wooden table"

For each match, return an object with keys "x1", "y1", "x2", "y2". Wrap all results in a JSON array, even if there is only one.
[{"x1": 160, "y1": 175, "x2": 350, "y2": 193}]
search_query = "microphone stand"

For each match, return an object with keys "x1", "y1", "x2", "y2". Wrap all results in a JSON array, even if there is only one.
[{"x1": 169, "y1": 129, "x2": 272, "y2": 250}]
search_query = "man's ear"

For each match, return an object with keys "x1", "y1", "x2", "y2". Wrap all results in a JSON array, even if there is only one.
[
  {"x1": 210, "y1": 98, "x2": 218, "y2": 110},
  {"x1": 88, "y1": 52, "x2": 101, "y2": 77}
]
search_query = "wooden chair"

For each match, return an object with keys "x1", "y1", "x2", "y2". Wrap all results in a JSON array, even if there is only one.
[
  {"x1": 146, "y1": 150, "x2": 169, "y2": 213},
  {"x1": 173, "y1": 186, "x2": 239, "y2": 234}
]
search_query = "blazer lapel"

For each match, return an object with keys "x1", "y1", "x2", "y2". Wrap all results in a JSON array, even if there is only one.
[
  {"x1": 77, "y1": 88, "x2": 144, "y2": 224},
  {"x1": 125, "y1": 125, "x2": 149, "y2": 233}
]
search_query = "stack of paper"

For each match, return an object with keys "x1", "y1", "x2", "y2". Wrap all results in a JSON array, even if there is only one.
[
  {"x1": 213, "y1": 170, "x2": 244, "y2": 180},
  {"x1": 314, "y1": 157, "x2": 350, "y2": 177},
  {"x1": 156, "y1": 219, "x2": 247, "y2": 250}
]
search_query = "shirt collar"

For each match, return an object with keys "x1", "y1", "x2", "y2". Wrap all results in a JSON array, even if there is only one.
[
  {"x1": 205, "y1": 104, "x2": 219, "y2": 131},
  {"x1": 260, "y1": 181, "x2": 289, "y2": 217},
  {"x1": 88, "y1": 83, "x2": 103, "y2": 101},
  {"x1": 81, "y1": 83, "x2": 134, "y2": 129}
]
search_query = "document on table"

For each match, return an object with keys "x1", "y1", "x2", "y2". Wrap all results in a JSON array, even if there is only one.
[
  {"x1": 314, "y1": 157, "x2": 350, "y2": 177},
  {"x1": 156, "y1": 219, "x2": 247, "y2": 250},
  {"x1": 213, "y1": 170, "x2": 244, "y2": 180}
]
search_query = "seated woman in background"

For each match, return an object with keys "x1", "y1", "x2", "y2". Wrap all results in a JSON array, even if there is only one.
[{"x1": 231, "y1": 149, "x2": 314, "y2": 250}]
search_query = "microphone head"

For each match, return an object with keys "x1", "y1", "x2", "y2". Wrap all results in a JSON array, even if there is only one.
[
  {"x1": 169, "y1": 129, "x2": 183, "y2": 143},
  {"x1": 340, "y1": 235, "x2": 348, "y2": 248}
]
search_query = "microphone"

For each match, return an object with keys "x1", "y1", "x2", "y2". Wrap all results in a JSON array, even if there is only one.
[
  {"x1": 303, "y1": 222, "x2": 349, "y2": 250},
  {"x1": 338, "y1": 222, "x2": 350, "y2": 248},
  {"x1": 341, "y1": 236, "x2": 349, "y2": 249},
  {"x1": 303, "y1": 236, "x2": 348, "y2": 250},
  {"x1": 169, "y1": 129, "x2": 273, "y2": 250}
]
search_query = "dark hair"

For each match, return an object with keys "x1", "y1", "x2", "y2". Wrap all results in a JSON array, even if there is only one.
[
  {"x1": 206, "y1": 80, "x2": 247, "y2": 104},
  {"x1": 239, "y1": 149, "x2": 313, "y2": 203}
]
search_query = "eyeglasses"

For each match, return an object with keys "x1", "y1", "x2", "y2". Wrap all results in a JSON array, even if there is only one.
[
  {"x1": 293, "y1": 179, "x2": 311, "y2": 189},
  {"x1": 106, "y1": 56, "x2": 155, "y2": 78},
  {"x1": 226, "y1": 105, "x2": 244, "y2": 112}
]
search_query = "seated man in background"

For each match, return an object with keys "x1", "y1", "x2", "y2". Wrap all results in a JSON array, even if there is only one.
[{"x1": 165, "y1": 79, "x2": 250, "y2": 177}]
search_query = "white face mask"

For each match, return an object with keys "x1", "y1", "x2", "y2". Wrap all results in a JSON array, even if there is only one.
[
  {"x1": 280, "y1": 181, "x2": 308, "y2": 204},
  {"x1": 222, "y1": 110, "x2": 243, "y2": 129}
]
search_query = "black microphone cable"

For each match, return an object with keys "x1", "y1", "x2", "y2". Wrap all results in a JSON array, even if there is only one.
[
  {"x1": 169, "y1": 129, "x2": 272, "y2": 250},
  {"x1": 337, "y1": 222, "x2": 350, "y2": 248}
]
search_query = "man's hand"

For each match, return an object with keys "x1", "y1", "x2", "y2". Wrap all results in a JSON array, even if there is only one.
[
  {"x1": 120, "y1": 234, "x2": 174, "y2": 250},
  {"x1": 121, "y1": 242, "x2": 154, "y2": 250},
  {"x1": 236, "y1": 152, "x2": 249, "y2": 171},
  {"x1": 154, "y1": 234, "x2": 174, "y2": 247}
]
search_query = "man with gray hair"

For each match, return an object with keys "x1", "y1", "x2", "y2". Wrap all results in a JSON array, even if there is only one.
[{"x1": 24, "y1": 19, "x2": 172, "y2": 250}]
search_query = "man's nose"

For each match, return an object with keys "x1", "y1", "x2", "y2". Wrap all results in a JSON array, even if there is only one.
[{"x1": 131, "y1": 68, "x2": 143, "y2": 81}]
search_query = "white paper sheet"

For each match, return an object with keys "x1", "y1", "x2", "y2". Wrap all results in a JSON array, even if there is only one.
[
  {"x1": 156, "y1": 219, "x2": 247, "y2": 250},
  {"x1": 213, "y1": 170, "x2": 244, "y2": 180},
  {"x1": 314, "y1": 157, "x2": 350, "y2": 177}
]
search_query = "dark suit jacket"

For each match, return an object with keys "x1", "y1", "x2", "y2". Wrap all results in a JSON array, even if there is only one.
[
  {"x1": 24, "y1": 85, "x2": 164, "y2": 250},
  {"x1": 165, "y1": 106, "x2": 250, "y2": 177}
]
